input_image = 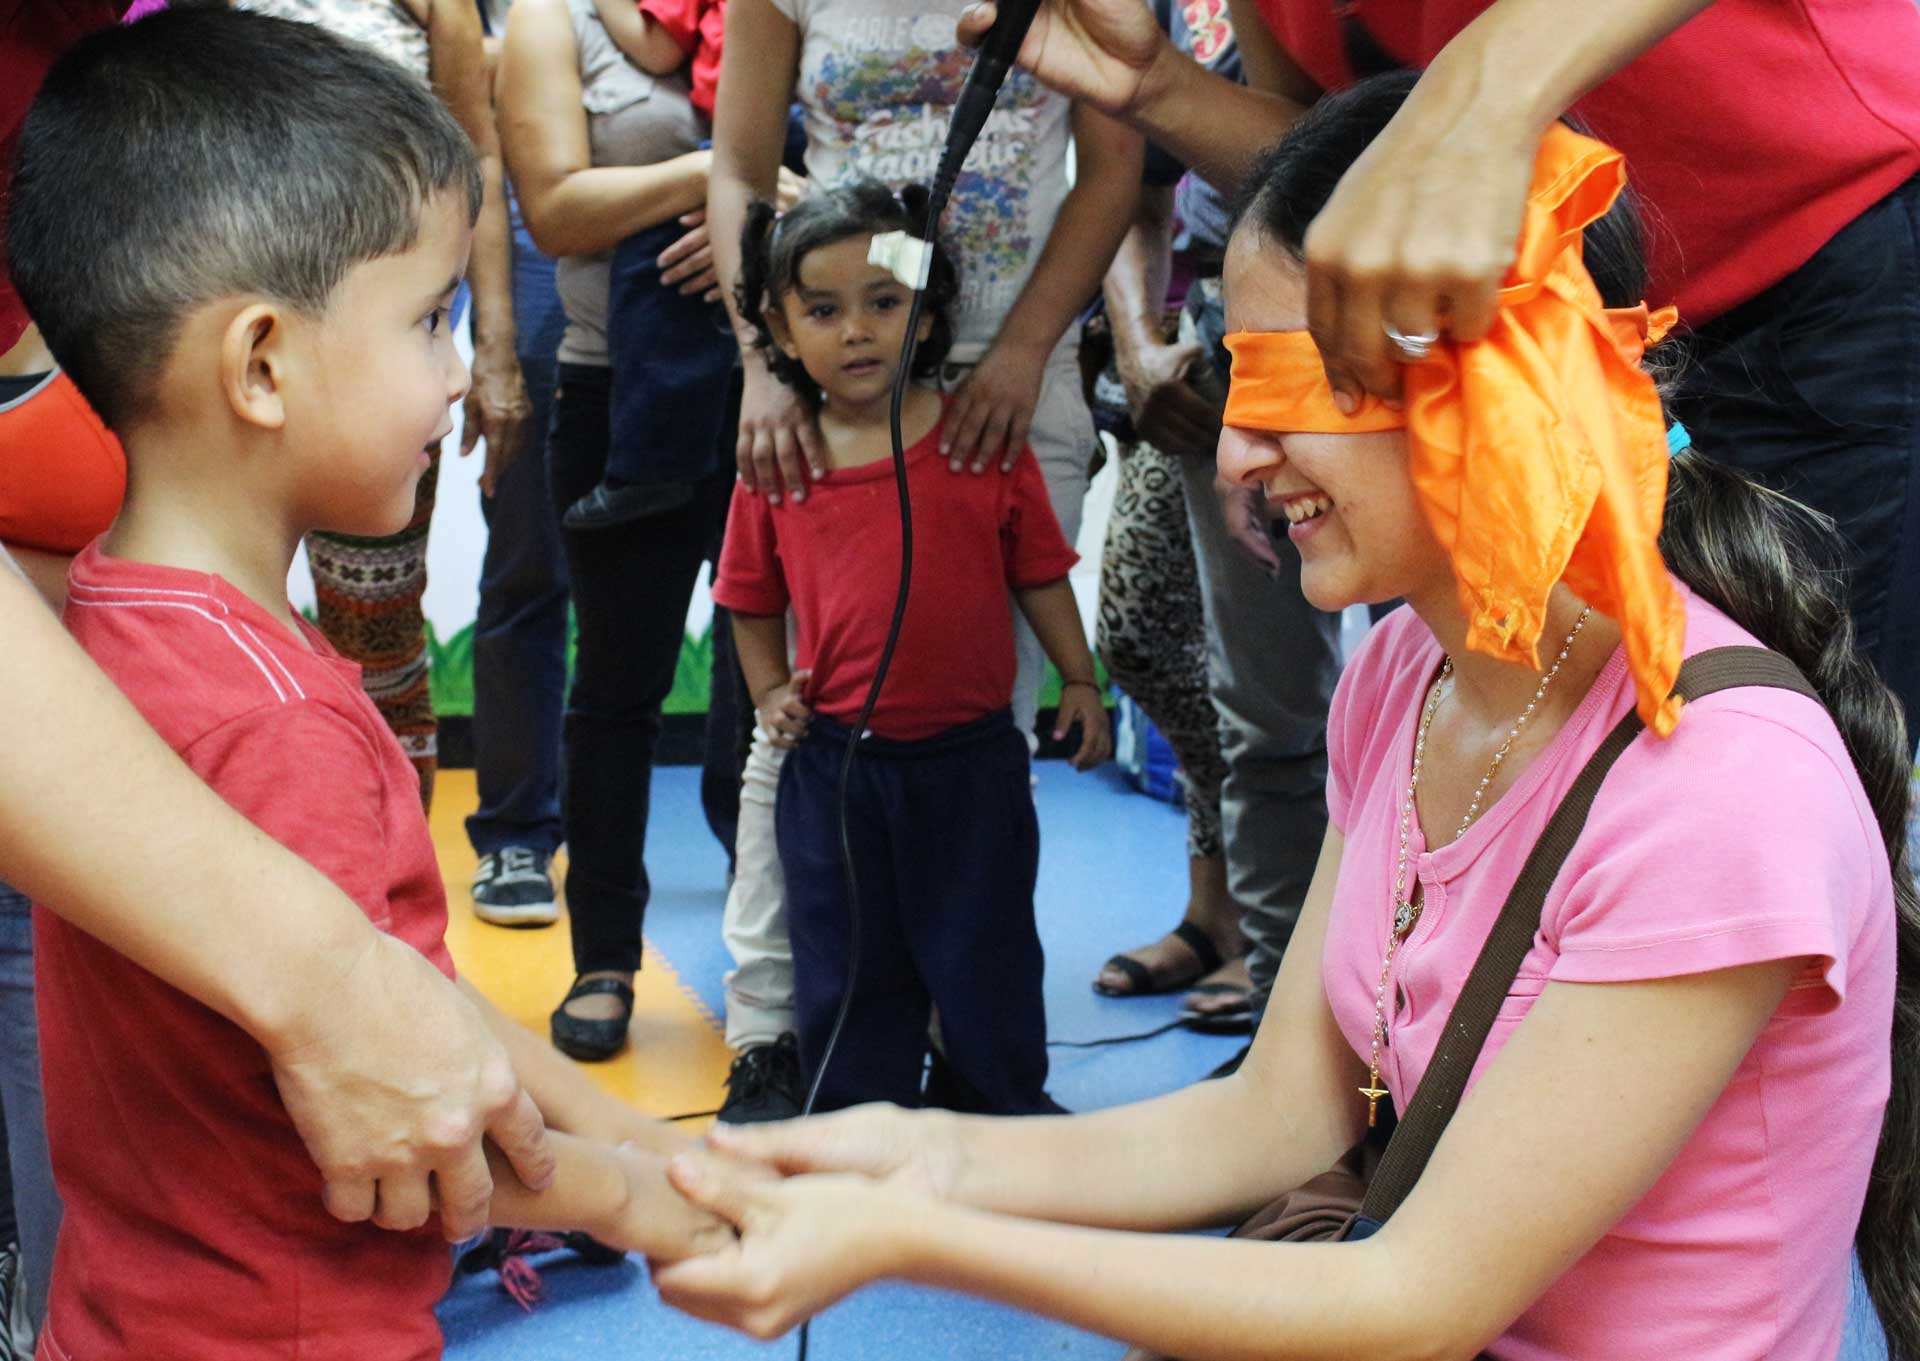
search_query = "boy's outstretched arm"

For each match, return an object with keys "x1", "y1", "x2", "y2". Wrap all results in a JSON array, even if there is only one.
[
  {"x1": 459, "y1": 980, "x2": 693, "y2": 1159},
  {"x1": 485, "y1": 1129, "x2": 737, "y2": 1263},
  {"x1": 1013, "y1": 579, "x2": 1112, "y2": 770}
]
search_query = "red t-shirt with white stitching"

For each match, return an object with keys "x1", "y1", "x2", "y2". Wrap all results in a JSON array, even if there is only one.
[{"x1": 36, "y1": 543, "x2": 455, "y2": 1361}]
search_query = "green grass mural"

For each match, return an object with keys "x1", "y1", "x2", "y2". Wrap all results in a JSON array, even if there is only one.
[{"x1": 423, "y1": 616, "x2": 1099, "y2": 718}]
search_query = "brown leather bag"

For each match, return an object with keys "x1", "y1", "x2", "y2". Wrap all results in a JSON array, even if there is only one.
[{"x1": 1123, "y1": 648, "x2": 1816, "y2": 1361}]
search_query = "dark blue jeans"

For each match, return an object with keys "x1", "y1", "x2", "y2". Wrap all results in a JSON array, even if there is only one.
[
  {"x1": 465, "y1": 199, "x2": 570, "y2": 858},
  {"x1": 603, "y1": 220, "x2": 739, "y2": 489},
  {"x1": 1670, "y1": 176, "x2": 1920, "y2": 750},
  {"x1": 0, "y1": 886, "x2": 57, "y2": 1332},
  {"x1": 776, "y1": 711, "x2": 1053, "y2": 1115}
]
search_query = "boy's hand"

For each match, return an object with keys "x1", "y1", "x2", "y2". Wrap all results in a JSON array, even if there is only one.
[
  {"x1": 944, "y1": 339, "x2": 1045, "y2": 474},
  {"x1": 756, "y1": 669, "x2": 813, "y2": 749},
  {"x1": 590, "y1": 1142, "x2": 738, "y2": 1265},
  {"x1": 1053, "y1": 682, "x2": 1111, "y2": 771}
]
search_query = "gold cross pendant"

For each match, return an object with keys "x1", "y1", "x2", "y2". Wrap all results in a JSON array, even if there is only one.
[{"x1": 1359, "y1": 1081, "x2": 1389, "y2": 1128}]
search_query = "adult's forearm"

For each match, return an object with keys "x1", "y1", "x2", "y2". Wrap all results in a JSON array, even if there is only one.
[
  {"x1": 898, "y1": 1202, "x2": 1426, "y2": 1361},
  {"x1": 1420, "y1": 0, "x2": 1717, "y2": 143},
  {"x1": 937, "y1": 1072, "x2": 1339, "y2": 1232},
  {"x1": 708, "y1": 156, "x2": 780, "y2": 353},
  {"x1": 1102, "y1": 185, "x2": 1176, "y2": 358},
  {"x1": 0, "y1": 557, "x2": 383, "y2": 1050},
  {"x1": 1127, "y1": 53, "x2": 1303, "y2": 198},
  {"x1": 466, "y1": 152, "x2": 519, "y2": 356},
  {"x1": 519, "y1": 153, "x2": 711, "y2": 259}
]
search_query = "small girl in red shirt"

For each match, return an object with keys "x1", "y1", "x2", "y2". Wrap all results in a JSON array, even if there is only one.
[
  {"x1": 712, "y1": 180, "x2": 1111, "y2": 1115},
  {"x1": 591, "y1": 0, "x2": 723, "y2": 116}
]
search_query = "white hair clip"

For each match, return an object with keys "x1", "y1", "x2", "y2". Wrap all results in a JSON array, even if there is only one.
[{"x1": 867, "y1": 230, "x2": 933, "y2": 290}]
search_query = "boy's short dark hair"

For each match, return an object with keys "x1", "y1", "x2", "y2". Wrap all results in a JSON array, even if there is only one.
[{"x1": 5, "y1": 6, "x2": 483, "y2": 430}]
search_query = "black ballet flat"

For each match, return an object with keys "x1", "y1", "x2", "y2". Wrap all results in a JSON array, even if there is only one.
[{"x1": 549, "y1": 974, "x2": 635, "y2": 1062}]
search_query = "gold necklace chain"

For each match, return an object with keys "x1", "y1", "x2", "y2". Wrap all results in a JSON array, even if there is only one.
[{"x1": 1359, "y1": 607, "x2": 1593, "y2": 1128}]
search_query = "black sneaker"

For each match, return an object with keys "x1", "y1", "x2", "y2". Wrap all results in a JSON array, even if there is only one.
[
  {"x1": 471, "y1": 847, "x2": 558, "y2": 928},
  {"x1": 717, "y1": 1033, "x2": 805, "y2": 1125}
]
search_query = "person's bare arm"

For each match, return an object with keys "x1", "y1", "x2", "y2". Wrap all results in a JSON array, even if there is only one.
[
  {"x1": 662, "y1": 947, "x2": 1797, "y2": 1355},
  {"x1": 1102, "y1": 183, "x2": 1219, "y2": 456},
  {"x1": 460, "y1": 979, "x2": 694, "y2": 1158},
  {"x1": 1299, "y1": 0, "x2": 1718, "y2": 404},
  {"x1": 943, "y1": 103, "x2": 1143, "y2": 470},
  {"x1": 0, "y1": 550, "x2": 553, "y2": 1239},
  {"x1": 1011, "y1": 579, "x2": 1110, "y2": 769},
  {"x1": 950, "y1": 0, "x2": 1312, "y2": 193},
  {"x1": 709, "y1": 830, "x2": 1363, "y2": 1229},
  {"x1": 591, "y1": 0, "x2": 692, "y2": 74},
  {"x1": 5, "y1": 545, "x2": 71, "y2": 613},
  {"x1": 427, "y1": 0, "x2": 532, "y2": 495},
  {"x1": 498, "y1": 0, "x2": 712, "y2": 258},
  {"x1": 486, "y1": 1131, "x2": 734, "y2": 1262},
  {"x1": 707, "y1": 0, "x2": 824, "y2": 498}
]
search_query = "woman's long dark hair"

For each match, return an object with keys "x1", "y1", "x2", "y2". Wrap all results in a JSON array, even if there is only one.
[
  {"x1": 734, "y1": 178, "x2": 958, "y2": 408},
  {"x1": 1233, "y1": 72, "x2": 1920, "y2": 1358}
]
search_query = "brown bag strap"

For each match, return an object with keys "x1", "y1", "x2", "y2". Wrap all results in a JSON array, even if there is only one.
[{"x1": 1356, "y1": 646, "x2": 1817, "y2": 1224}]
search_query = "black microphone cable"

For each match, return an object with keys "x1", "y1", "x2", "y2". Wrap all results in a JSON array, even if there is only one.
[{"x1": 790, "y1": 8, "x2": 1047, "y2": 1357}]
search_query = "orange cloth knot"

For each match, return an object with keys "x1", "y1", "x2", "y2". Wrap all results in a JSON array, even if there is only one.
[{"x1": 1221, "y1": 124, "x2": 1688, "y2": 735}]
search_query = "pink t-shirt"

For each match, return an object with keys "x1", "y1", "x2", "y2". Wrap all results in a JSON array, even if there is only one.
[{"x1": 1323, "y1": 585, "x2": 1895, "y2": 1361}]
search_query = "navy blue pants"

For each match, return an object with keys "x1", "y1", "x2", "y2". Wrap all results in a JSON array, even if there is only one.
[
  {"x1": 776, "y1": 710, "x2": 1054, "y2": 1114},
  {"x1": 467, "y1": 196, "x2": 570, "y2": 858}
]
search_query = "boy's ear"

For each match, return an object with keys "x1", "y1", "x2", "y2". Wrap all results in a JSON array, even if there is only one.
[
  {"x1": 218, "y1": 302, "x2": 289, "y2": 432},
  {"x1": 764, "y1": 303, "x2": 801, "y2": 362}
]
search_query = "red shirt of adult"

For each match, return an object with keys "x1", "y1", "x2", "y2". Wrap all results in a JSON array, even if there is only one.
[
  {"x1": 1253, "y1": 0, "x2": 1920, "y2": 323},
  {"x1": 713, "y1": 416, "x2": 1080, "y2": 741},
  {"x1": 36, "y1": 545, "x2": 456, "y2": 1361}
]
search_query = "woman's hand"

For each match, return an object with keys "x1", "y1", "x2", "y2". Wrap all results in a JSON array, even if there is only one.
[
  {"x1": 654, "y1": 1153, "x2": 917, "y2": 1339},
  {"x1": 705, "y1": 1103, "x2": 968, "y2": 1201},
  {"x1": 461, "y1": 340, "x2": 534, "y2": 497},
  {"x1": 1300, "y1": 82, "x2": 1537, "y2": 409},
  {"x1": 658, "y1": 211, "x2": 721, "y2": 301},
  {"x1": 956, "y1": 0, "x2": 1175, "y2": 119},
  {"x1": 944, "y1": 339, "x2": 1046, "y2": 473},
  {"x1": 754, "y1": 669, "x2": 813, "y2": 750},
  {"x1": 738, "y1": 359, "x2": 825, "y2": 501},
  {"x1": 1116, "y1": 332, "x2": 1219, "y2": 457}
]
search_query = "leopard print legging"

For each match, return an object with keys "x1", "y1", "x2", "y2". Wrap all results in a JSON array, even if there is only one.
[{"x1": 1096, "y1": 439, "x2": 1225, "y2": 860}]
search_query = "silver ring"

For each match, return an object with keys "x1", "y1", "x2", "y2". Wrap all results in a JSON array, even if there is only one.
[{"x1": 1383, "y1": 321, "x2": 1441, "y2": 362}]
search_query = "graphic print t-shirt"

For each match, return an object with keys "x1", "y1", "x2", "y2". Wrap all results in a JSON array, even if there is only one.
[{"x1": 770, "y1": 0, "x2": 1072, "y2": 361}]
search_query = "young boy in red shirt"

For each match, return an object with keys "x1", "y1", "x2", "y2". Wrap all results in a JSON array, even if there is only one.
[{"x1": 7, "y1": 12, "x2": 728, "y2": 1358}]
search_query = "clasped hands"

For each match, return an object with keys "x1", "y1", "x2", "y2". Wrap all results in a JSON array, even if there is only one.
[{"x1": 640, "y1": 1106, "x2": 954, "y2": 1340}]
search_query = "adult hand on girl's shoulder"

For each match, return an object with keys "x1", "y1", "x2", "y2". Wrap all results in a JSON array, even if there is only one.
[
  {"x1": 656, "y1": 1153, "x2": 921, "y2": 1339},
  {"x1": 1054, "y1": 685, "x2": 1112, "y2": 770},
  {"x1": 755, "y1": 668, "x2": 813, "y2": 749},
  {"x1": 956, "y1": 0, "x2": 1174, "y2": 119},
  {"x1": 739, "y1": 359, "x2": 825, "y2": 502},
  {"x1": 944, "y1": 340, "x2": 1045, "y2": 473}
]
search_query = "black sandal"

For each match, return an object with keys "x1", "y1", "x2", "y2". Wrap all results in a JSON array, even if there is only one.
[
  {"x1": 1093, "y1": 920, "x2": 1224, "y2": 998},
  {"x1": 550, "y1": 974, "x2": 634, "y2": 1062}
]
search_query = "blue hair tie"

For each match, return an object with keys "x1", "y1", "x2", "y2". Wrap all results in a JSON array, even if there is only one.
[{"x1": 1666, "y1": 421, "x2": 1691, "y2": 457}]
